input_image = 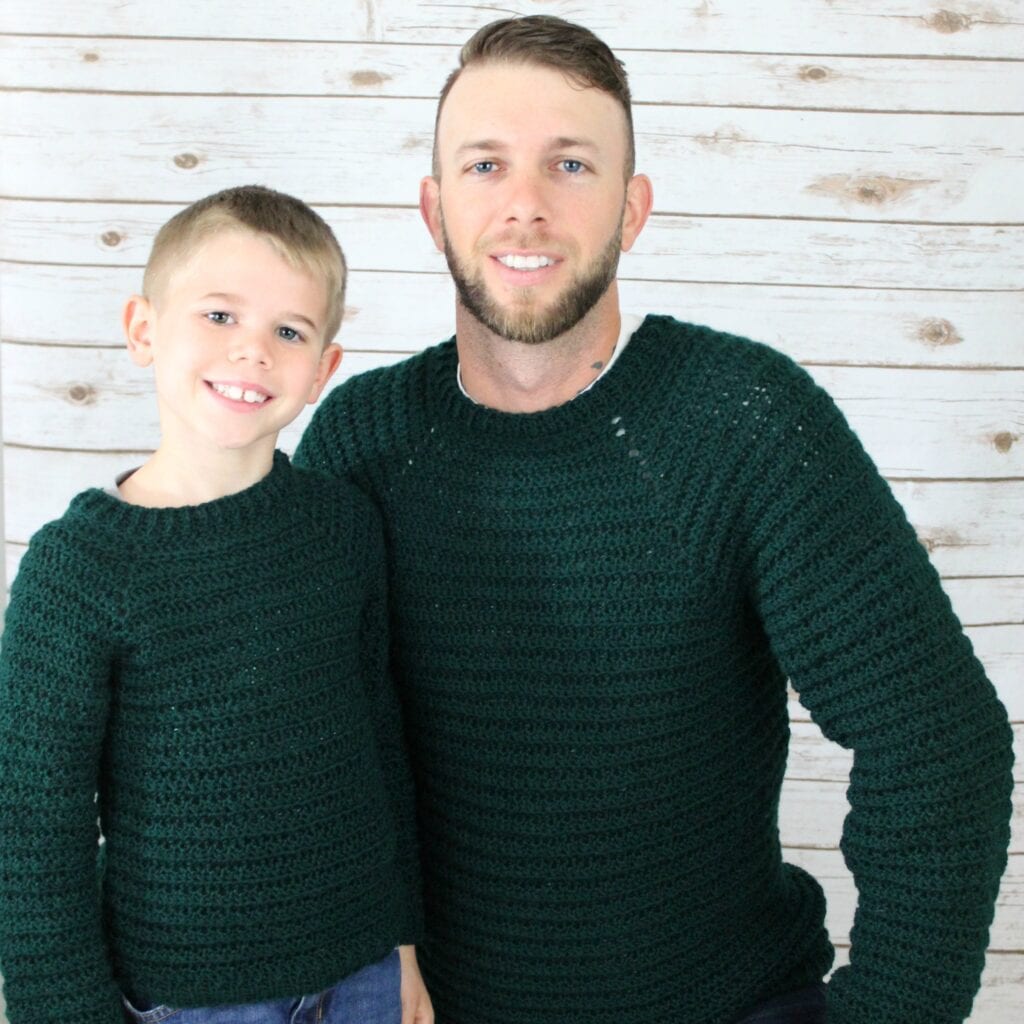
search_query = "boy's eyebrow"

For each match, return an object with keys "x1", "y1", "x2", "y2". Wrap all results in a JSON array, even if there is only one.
[{"x1": 200, "y1": 292, "x2": 320, "y2": 331}]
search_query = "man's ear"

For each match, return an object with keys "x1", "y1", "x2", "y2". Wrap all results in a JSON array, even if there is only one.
[
  {"x1": 420, "y1": 176, "x2": 445, "y2": 253},
  {"x1": 306, "y1": 343, "x2": 343, "y2": 404},
  {"x1": 620, "y1": 173, "x2": 654, "y2": 253},
  {"x1": 123, "y1": 295, "x2": 156, "y2": 367}
]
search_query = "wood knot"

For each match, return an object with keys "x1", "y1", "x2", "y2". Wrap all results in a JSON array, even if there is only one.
[
  {"x1": 100, "y1": 230, "x2": 122, "y2": 247},
  {"x1": 926, "y1": 9, "x2": 972, "y2": 33},
  {"x1": 993, "y1": 432, "x2": 1016, "y2": 453},
  {"x1": 67, "y1": 382, "x2": 96, "y2": 405},
  {"x1": 800, "y1": 65, "x2": 829, "y2": 82},
  {"x1": 694, "y1": 125, "x2": 746, "y2": 154},
  {"x1": 173, "y1": 152, "x2": 200, "y2": 170},
  {"x1": 806, "y1": 174, "x2": 936, "y2": 208},
  {"x1": 350, "y1": 70, "x2": 390, "y2": 88},
  {"x1": 82, "y1": 51, "x2": 100, "y2": 63},
  {"x1": 916, "y1": 317, "x2": 963, "y2": 347}
]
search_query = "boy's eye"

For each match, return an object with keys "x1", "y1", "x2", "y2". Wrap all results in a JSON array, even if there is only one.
[
  {"x1": 471, "y1": 160, "x2": 497, "y2": 174},
  {"x1": 205, "y1": 311, "x2": 233, "y2": 325},
  {"x1": 276, "y1": 325, "x2": 303, "y2": 343},
  {"x1": 559, "y1": 159, "x2": 584, "y2": 174}
]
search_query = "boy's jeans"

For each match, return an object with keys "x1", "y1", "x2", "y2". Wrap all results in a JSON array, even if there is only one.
[{"x1": 121, "y1": 948, "x2": 400, "y2": 1024}]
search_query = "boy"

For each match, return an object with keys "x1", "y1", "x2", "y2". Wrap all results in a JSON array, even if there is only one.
[{"x1": 0, "y1": 186, "x2": 432, "y2": 1024}]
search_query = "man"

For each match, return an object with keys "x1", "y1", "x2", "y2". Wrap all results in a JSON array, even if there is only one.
[{"x1": 296, "y1": 16, "x2": 1013, "y2": 1024}]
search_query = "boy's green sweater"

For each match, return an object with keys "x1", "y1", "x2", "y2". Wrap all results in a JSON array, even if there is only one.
[
  {"x1": 0, "y1": 453, "x2": 421, "y2": 1024},
  {"x1": 295, "y1": 315, "x2": 1013, "y2": 1024}
]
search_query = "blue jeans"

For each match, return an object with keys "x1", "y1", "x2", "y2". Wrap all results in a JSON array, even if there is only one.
[
  {"x1": 121, "y1": 948, "x2": 401, "y2": 1024},
  {"x1": 733, "y1": 983, "x2": 827, "y2": 1024}
]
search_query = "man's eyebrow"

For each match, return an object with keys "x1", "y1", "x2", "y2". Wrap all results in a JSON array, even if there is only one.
[
  {"x1": 549, "y1": 136, "x2": 599, "y2": 151},
  {"x1": 199, "y1": 293, "x2": 319, "y2": 331},
  {"x1": 455, "y1": 139, "x2": 508, "y2": 156},
  {"x1": 454, "y1": 137, "x2": 600, "y2": 156}
]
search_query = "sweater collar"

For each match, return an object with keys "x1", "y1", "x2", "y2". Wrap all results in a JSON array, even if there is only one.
[
  {"x1": 428, "y1": 315, "x2": 689, "y2": 443},
  {"x1": 67, "y1": 449, "x2": 297, "y2": 538}
]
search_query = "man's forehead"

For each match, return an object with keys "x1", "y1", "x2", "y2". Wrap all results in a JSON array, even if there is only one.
[{"x1": 437, "y1": 63, "x2": 627, "y2": 149}]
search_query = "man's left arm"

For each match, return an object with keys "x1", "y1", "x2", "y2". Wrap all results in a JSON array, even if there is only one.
[{"x1": 742, "y1": 358, "x2": 1013, "y2": 1024}]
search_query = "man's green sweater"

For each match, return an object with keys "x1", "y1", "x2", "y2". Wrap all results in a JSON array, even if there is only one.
[
  {"x1": 0, "y1": 453, "x2": 420, "y2": 1024},
  {"x1": 295, "y1": 315, "x2": 1013, "y2": 1024}
]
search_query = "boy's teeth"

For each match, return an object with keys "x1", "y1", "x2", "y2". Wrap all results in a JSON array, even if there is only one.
[
  {"x1": 212, "y1": 383, "x2": 267, "y2": 404},
  {"x1": 498, "y1": 254, "x2": 554, "y2": 270}
]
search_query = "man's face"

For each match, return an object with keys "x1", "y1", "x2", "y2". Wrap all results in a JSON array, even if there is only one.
[{"x1": 422, "y1": 62, "x2": 648, "y2": 344}]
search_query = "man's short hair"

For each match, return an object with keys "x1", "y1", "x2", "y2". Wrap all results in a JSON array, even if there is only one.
[
  {"x1": 143, "y1": 185, "x2": 347, "y2": 344},
  {"x1": 433, "y1": 15, "x2": 635, "y2": 179}
]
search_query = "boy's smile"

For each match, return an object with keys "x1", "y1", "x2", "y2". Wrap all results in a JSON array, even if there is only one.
[{"x1": 125, "y1": 230, "x2": 341, "y2": 463}]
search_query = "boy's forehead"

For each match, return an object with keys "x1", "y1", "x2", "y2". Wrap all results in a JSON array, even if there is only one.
[{"x1": 155, "y1": 230, "x2": 327, "y2": 312}]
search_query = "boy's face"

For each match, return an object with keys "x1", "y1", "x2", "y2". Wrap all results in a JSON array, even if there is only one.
[{"x1": 125, "y1": 229, "x2": 341, "y2": 459}]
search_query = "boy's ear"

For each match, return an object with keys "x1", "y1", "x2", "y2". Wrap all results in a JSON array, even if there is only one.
[
  {"x1": 306, "y1": 342, "x2": 343, "y2": 404},
  {"x1": 123, "y1": 295, "x2": 155, "y2": 367}
]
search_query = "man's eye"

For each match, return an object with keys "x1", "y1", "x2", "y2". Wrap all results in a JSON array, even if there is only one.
[
  {"x1": 277, "y1": 326, "x2": 303, "y2": 343},
  {"x1": 472, "y1": 161, "x2": 496, "y2": 174},
  {"x1": 560, "y1": 159, "x2": 584, "y2": 174},
  {"x1": 205, "y1": 311, "x2": 232, "y2": 325}
]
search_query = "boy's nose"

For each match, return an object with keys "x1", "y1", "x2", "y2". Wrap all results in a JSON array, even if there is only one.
[{"x1": 228, "y1": 329, "x2": 273, "y2": 367}]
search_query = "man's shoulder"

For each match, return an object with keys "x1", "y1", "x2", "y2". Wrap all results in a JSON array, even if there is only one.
[
  {"x1": 639, "y1": 313, "x2": 813, "y2": 396},
  {"x1": 318, "y1": 337, "x2": 455, "y2": 417}
]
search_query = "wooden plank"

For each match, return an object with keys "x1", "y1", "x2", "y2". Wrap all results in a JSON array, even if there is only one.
[
  {"x1": 4, "y1": 263, "x2": 1022, "y2": 369},
  {"x1": 891, "y1": 479, "x2": 1024, "y2": 577},
  {"x1": 785, "y1": 847, "x2": 1023, "y2": 950},
  {"x1": 3, "y1": 0, "x2": 1023, "y2": 58},
  {"x1": 0, "y1": 345, "x2": 403, "y2": 457},
  {"x1": 778, "y1": 778, "x2": 1024, "y2": 853},
  {"x1": 3, "y1": 36, "x2": 1022, "y2": 114},
  {"x1": 5, "y1": 443, "x2": 1023, "y2": 575},
  {"x1": 806, "y1": 365, "x2": 1024, "y2": 479},
  {"x1": 2, "y1": 93, "x2": 1021, "y2": 222},
  {"x1": 4, "y1": 343, "x2": 1020, "y2": 477},
  {"x1": 788, "y1": 723, "x2": 1024, "y2": 782},
  {"x1": 964, "y1": 952, "x2": 1024, "y2": 1024},
  {"x1": 945, "y1": 577, "x2": 1024, "y2": 627},
  {"x1": 4, "y1": 200, "x2": 1021, "y2": 292}
]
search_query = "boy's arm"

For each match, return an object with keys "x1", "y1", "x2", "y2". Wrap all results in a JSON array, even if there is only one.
[
  {"x1": 357, "y1": 499, "x2": 424, "y2": 944},
  {"x1": 741, "y1": 359, "x2": 1013, "y2": 1024},
  {"x1": 0, "y1": 529, "x2": 124, "y2": 1024}
]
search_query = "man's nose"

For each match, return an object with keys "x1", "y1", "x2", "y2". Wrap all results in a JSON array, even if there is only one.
[{"x1": 503, "y1": 168, "x2": 550, "y2": 226}]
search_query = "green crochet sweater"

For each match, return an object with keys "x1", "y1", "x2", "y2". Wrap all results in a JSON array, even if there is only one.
[
  {"x1": 0, "y1": 452, "x2": 420, "y2": 1024},
  {"x1": 295, "y1": 315, "x2": 1013, "y2": 1024}
]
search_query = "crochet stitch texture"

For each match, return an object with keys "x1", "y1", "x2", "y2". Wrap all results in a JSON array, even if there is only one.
[
  {"x1": 0, "y1": 452, "x2": 420, "y2": 1024},
  {"x1": 295, "y1": 315, "x2": 1013, "y2": 1024}
]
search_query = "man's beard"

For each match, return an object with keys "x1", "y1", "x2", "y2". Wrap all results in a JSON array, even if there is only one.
[{"x1": 440, "y1": 215, "x2": 623, "y2": 345}]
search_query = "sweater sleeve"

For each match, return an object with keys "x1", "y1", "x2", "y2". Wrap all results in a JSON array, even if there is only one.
[
  {"x1": 294, "y1": 387, "x2": 352, "y2": 479},
  {"x1": 357, "y1": 499, "x2": 424, "y2": 945},
  {"x1": 740, "y1": 358, "x2": 1013, "y2": 1024},
  {"x1": 0, "y1": 528, "x2": 124, "y2": 1024}
]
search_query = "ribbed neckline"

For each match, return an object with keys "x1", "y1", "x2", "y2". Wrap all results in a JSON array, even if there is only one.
[
  {"x1": 427, "y1": 315, "x2": 697, "y2": 444},
  {"x1": 66, "y1": 449, "x2": 296, "y2": 538}
]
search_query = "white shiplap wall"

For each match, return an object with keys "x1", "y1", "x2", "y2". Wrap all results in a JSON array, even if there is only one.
[{"x1": 1, "y1": 2, "x2": 1022, "y2": 1021}]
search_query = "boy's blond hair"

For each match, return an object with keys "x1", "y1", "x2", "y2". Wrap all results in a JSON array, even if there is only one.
[{"x1": 143, "y1": 185, "x2": 347, "y2": 344}]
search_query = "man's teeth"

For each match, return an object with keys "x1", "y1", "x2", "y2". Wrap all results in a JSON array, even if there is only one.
[
  {"x1": 212, "y1": 383, "x2": 268, "y2": 404},
  {"x1": 498, "y1": 254, "x2": 555, "y2": 270}
]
